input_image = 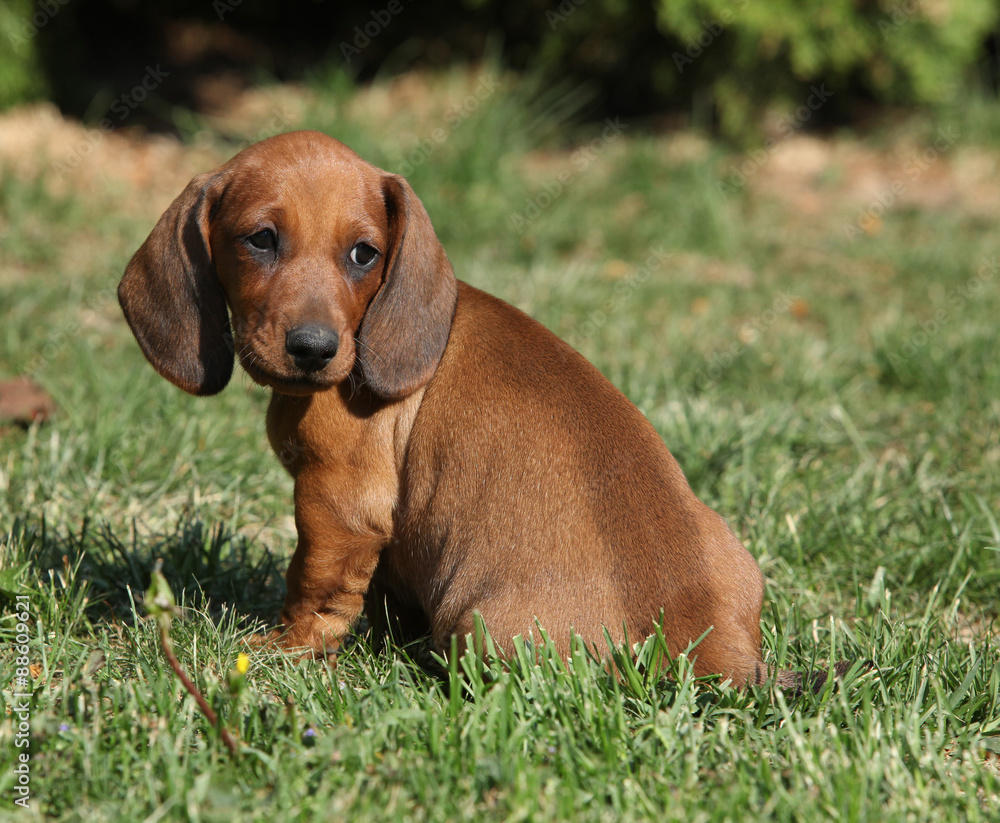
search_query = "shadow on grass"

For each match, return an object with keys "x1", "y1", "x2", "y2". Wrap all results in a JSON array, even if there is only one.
[{"x1": 4, "y1": 515, "x2": 286, "y2": 628}]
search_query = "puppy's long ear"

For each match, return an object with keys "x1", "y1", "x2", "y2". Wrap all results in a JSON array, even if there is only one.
[
  {"x1": 358, "y1": 176, "x2": 458, "y2": 400},
  {"x1": 118, "y1": 171, "x2": 233, "y2": 396}
]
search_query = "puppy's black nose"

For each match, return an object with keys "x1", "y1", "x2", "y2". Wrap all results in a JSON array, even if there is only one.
[{"x1": 285, "y1": 325, "x2": 339, "y2": 372}]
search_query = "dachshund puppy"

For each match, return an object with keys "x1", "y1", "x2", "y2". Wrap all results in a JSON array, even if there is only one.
[{"x1": 120, "y1": 130, "x2": 806, "y2": 688}]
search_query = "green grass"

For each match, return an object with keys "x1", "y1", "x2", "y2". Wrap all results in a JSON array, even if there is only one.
[{"x1": 1, "y1": 71, "x2": 999, "y2": 820}]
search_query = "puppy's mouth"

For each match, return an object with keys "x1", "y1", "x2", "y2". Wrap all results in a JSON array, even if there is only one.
[{"x1": 238, "y1": 352, "x2": 342, "y2": 395}]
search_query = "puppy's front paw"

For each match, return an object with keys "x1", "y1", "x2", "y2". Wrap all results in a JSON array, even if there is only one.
[
  {"x1": 244, "y1": 625, "x2": 341, "y2": 662},
  {"x1": 244, "y1": 628, "x2": 282, "y2": 649}
]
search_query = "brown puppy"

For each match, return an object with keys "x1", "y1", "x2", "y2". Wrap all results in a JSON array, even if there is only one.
[{"x1": 120, "y1": 130, "x2": 789, "y2": 688}]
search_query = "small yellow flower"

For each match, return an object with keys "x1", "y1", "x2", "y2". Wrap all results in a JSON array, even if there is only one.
[{"x1": 236, "y1": 652, "x2": 250, "y2": 675}]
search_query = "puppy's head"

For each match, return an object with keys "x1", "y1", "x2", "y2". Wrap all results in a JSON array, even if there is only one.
[{"x1": 118, "y1": 130, "x2": 457, "y2": 400}]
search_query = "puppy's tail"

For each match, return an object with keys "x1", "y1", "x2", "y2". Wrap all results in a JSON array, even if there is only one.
[{"x1": 755, "y1": 660, "x2": 868, "y2": 695}]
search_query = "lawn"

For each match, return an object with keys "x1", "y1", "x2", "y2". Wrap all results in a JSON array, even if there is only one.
[{"x1": 1, "y1": 69, "x2": 998, "y2": 821}]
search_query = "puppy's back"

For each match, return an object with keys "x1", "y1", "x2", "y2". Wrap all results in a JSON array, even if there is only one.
[{"x1": 381, "y1": 282, "x2": 764, "y2": 680}]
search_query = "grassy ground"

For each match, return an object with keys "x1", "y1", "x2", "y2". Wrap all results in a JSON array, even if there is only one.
[{"x1": 1, "y1": 69, "x2": 999, "y2": 820}]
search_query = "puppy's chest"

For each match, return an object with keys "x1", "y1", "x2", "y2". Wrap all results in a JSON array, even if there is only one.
[
  {"x1": 265, "y1": 386, "x2": 422, "y2": 493},
  {"x1": 265, "y1": 390, "x2": 369, "y2": 475}
]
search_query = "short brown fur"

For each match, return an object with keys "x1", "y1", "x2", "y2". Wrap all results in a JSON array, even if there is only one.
[{"x1": 121, "y1": 131, "x2": 811, "y2": 688}]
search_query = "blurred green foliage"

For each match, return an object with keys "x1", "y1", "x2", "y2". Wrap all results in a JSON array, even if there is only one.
[
  {"x1": 0, "y1": 0, "x2": 49, "y2": 109},
  {"x1": 538, "y1": 0, "x2": 1000, "y2": 137},
  {"x1": 653, "y1": 0, "x2": 1000, "y2": 137},
  {"x1": 1, "y1": 0, "x2": 999, "y2": 139}
]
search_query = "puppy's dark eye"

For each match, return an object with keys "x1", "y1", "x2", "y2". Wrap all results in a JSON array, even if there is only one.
[
  {"x1": 246, "y1": 229, "x2": 277, "y2": 252},
  {"x1": 350, "y1": 242, "x2": 379, "y2": 267}
]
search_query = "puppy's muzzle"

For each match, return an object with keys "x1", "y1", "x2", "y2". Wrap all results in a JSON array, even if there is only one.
[{"x1": 285, "y1": 324, "x2": 339, "y2": 373}]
